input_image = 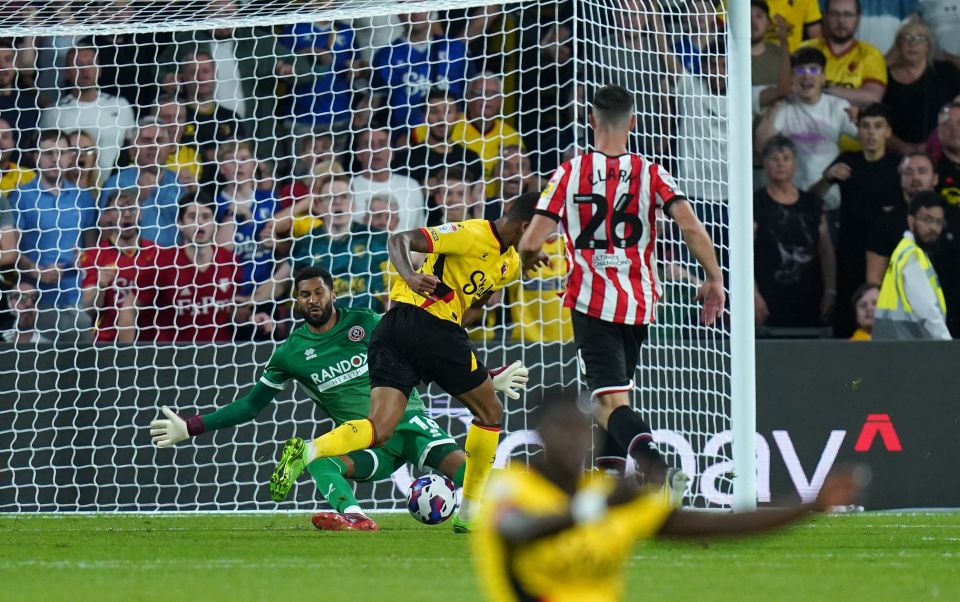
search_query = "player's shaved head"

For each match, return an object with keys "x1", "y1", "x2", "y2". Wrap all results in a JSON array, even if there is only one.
[
  {"x1": 592, "y1": 85, "x2": 634, "y2": 128},
  {"x1": 534, "y1": 389, "x2": 592, "y2": 483},
  {"x1": 505, "y1": 192, "x2": 539, "y2": 222}
]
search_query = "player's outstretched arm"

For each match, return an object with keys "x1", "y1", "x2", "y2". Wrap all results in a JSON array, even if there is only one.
[
  {"x1": 517, "y1": 214, "x2": 554, "y2": 273},
  {"x1": 149, "y1": 381, "x2": 279, "y2": 447},
  {"x1": 658, "y1": 469, "x2": 864, "y2": 538},
  {"x1": 667, "y1": 199, "x2": 725, "y2": 325}
]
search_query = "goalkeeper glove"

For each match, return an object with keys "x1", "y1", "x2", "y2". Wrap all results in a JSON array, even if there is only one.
[
  {"x1": 489, "y1": 360, "x2": 529, "y2": 400},
  {"x1": 150, "y1": 406, "x2": 205, "y2": 448}
]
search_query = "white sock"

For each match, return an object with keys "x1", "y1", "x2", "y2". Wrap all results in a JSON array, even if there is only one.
[
  {"x1": 458, "y1": 497, "x2": 479, "y2": 522},
  {"x1": 304, "y1": 440, "x2": 317, "y2": 464},
  {"x1": 343, "y1": 505, "x2": 363, "y2": 516}
]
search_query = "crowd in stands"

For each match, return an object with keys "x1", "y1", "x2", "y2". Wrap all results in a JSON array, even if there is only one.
[{"x1": 0, "y1": 0, "x2": 958, "y2": 345}]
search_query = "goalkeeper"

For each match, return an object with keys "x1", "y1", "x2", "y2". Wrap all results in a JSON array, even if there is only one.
[{"x1": 149, "y1": 266, "x2": 529, "y2": 532}]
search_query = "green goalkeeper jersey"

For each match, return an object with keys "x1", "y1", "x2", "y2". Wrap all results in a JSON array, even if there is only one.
[{"x1": 258, "y1": 307, "x2": 424, "y2": 424}]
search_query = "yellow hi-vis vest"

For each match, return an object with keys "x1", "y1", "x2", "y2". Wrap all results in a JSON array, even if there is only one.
[{"x1": 874, "y1": 233, "x2": 947, "y2": 340}]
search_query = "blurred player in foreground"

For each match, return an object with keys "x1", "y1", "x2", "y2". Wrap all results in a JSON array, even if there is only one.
[
  {"x1": 271, "y1": 194, "x2": 540, "y2": 532},
  {"x1": 149, "y1": 266, "x2": 528, "y2": 531},
  {"x1": 473, "y1": 391, "x2": 864, "y2": 602}
]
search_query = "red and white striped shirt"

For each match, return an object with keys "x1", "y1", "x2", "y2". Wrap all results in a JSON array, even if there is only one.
[{"x1": 536, "y1": 152, "x2": 685, "y2": 325}]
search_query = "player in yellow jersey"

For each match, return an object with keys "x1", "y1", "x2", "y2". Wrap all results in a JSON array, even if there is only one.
[
  {"x1": 474, "y1": 392, "x2": 865, "y2": 602},
  {"x1": 271, "y1": 192, "x2": 546, "y2": 532}
]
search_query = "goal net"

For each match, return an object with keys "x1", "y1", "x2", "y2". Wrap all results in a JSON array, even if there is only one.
[{"x1": 0, "y1": 0, "x2": 745, "y2": 512}]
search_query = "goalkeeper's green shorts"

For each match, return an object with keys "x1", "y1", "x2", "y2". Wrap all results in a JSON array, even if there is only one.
[{"x1": 346, "y1": 409, "x2": 460, "y2": 481}]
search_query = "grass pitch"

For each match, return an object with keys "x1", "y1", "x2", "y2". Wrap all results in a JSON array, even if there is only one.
[{"x1": 2, "y1": 512, "x2": 958, "y2": 601}]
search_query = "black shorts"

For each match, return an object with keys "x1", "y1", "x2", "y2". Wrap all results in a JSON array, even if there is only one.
[
  {"x1": 572, "y1": 310, "x2": 649, "y2": 394},
  {"x1": 368, "y1": 303, "x2": 488, "y2": 398}
]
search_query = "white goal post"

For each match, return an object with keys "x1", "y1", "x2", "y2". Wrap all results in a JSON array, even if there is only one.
[{"x1": 0, "y1": 0, "x2": 755, "y2": 512}]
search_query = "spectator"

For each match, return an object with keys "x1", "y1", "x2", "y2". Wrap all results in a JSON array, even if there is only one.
[
  {"x1": 278, "y1": 131, "x2": 336, "y2": 205},
  {"x1": 517, "y1": 23, "x2": 572, "y2": 147},
  {"x1": 214, "y1": 141, "x2": 279, "y2": 297},
  {"x1": 754, "y1": 135, "x2": 836, "y2": 329},
  {"x1": 364, "y1": 192, "x2": 400, "y2": 233},
  {"x1": 674, "y1": 41, "x2": 729, "y2": 250},
  {"x1": 751, "y1": 0, "x2": 791, "y2": 114},
  {"x1": 290, "y1": 173, "x2": 390, "y2": 312},
  {"x1": 426, "y1": 166, "x2": 481, "y2": 226},
  {"x1": 849, "y1": 282, "x2": 879, "y2": 340},
  {"x1": 103, "y1": 117, "x2": 185, "y2": 247},
  {"x1": 65, "y1": 130, "x2": 102, "y2": 196},
  {"x1": 757, "y1": 47, "x2": 858, "y2": 212},
  {"x1": 351, "y1": 127, "x2": 426, "y2": 232},
  {"x1": 372, "y1": 12, "x2": 474, "y2": 130},
  {"x1": 2, "y1": 278, "x2": 49, "y2": 344},
  {"x1": 799, "y1": 0, "x2": 887, "y2": 107},
  {"x1": 0, "y1": 38, "x2": 40, "y2": 150},
  {"x1": 509, "y1": 228, "x2": 572, "y2": 343},
  {"x1": 154, "y1": 95, "x2": 202, "y2": 192},
  {"x1": 809, "y1": 103, "x2": 901, "y2": 335},
  {"x1": 485, "y1": 145, "x2": 538, "y2": 220},
  {"x1": 936, "y1": 102, "x2": 960, "y2": 217},
  {"x1": 91, "y1": 25, "x2": 166, "y2": 113},
  {"x1": 584, "y1": 0, "x2": 675, "y2": 157},
  {"x1": 80, "y1": 187, "x2": 162, "y2": 344},
  {"x1": 267, "y1": 160, "x2": 346, "y2": 250},
  {"x1": 0, "y1": 116, "x2": 36, "y2": 194},
  {"x1": 867, "y1": 153, "x2": 960, "y2": 334},
  {"x1": 884, "y1": 18, "x2": 960, "y2": 154},
  {"x1": 461, "y1": 73, "x2": 524, "y2": 199},
  {"x1": 10, "y1": 130, "x2": 96, "y2": 344},
  {"x1": 765, "y1": 0, "x2": 822, "y2": 52},
  {"x1": 0, "y1": 181, "x2": 17, "y2": 269},
  {"x1": 39, "y1": 42, "x2": 136, "y2": 174},
  {"x1": 674, "y1": 0, "x2": 723, "y2": 75},
  {"x1": 151, "y1": 197, "x2": 267, "y2": 344},
  {"x1": 157, "y1": 7, "x2": 287, "y2": 160},
  {"x1": 874, "y1": 191, "x2": 951, "y2": 339},
  {"x1": 175, "y1": 49, "x2": 243, "y2": 191},
  {"x1": 277, "y1": 20, "x2": 358, "y2": 138},
  {"x1": 395, "y1": 89, "x2": 484, "y2": 186},
  {"x1": 866, "y1": 152, "x2": 939, "y2": 284}
]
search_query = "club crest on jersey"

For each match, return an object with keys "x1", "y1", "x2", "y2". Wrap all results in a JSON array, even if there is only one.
[
  {"x1": 348, "y1": 326, "x2": 365, "y2": 342},
  {"x1": 304, "y1": 348, "x2": 317, "y2": 360}
]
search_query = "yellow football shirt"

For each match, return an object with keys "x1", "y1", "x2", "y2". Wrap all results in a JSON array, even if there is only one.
[
  {"x1": 509, "y1": 234, "x2": 572, "y2": 342},
  {"x1": 0, "y1": 163, "x2": 37, "y2": 195},
  {"x1": 798, "y1": 38, "x2": 888, "y2": 90},
  {"x1": 411, "y1": 118, "x2": 524, "y2": 198},
  {"x1": 765, "y1": 0, "x2": 822, "y2": 52},
  {"x1": 165, "y1": 144, "x2": 202, "y2": 180},
  {"x1": 473, "y1": 466, "x2": 674, "y2": 602},
  {"x1": 390, "y1": 219, "x2": 520, "y2": 325}
]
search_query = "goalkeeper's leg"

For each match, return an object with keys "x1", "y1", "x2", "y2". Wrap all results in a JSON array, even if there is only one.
[{"x1": 270, "y1": 389, "x2": 407, "y2": 502}]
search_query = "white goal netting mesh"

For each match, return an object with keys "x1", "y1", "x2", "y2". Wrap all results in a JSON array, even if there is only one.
[{"x1": 0, "y1": 0, "x2": 734, "y2": 512}]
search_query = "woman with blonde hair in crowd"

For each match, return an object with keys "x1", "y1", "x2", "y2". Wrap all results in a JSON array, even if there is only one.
[{"x1": 883, "y1": 17, "x2": 960, "y2": 154}]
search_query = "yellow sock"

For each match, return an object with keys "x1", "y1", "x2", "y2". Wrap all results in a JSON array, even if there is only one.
[
  {"x1": 308, "y1": 419, "x2": 375, "y2": 462},
  {"x1": 459, "y1": 423, "x2": 501, "y2": 521}
]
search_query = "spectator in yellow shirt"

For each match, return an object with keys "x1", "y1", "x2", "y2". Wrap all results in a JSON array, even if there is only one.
[
  {"x1": 0, "y1": 116, "x2": 36, "y2": 195},
  {"x1": 799, "y1": 0, "x2": 887, "y2": 108}
]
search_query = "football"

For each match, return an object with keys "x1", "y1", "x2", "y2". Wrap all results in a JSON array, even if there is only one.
[{"x1": 406, "y1": 474, "x2": 458, "y2": 525}]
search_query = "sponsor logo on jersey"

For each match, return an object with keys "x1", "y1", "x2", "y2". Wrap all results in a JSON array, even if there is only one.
[
  {"x1": 305, "y1": 348, "x2": 317, "y2": 360},
  {"x1": 309, "y1": 353, "x2": 368, "y2": 392},
  {"x1": 348, "y1": 326, "x2": 365, "y2": 342},
  {"x1": 591, "y1": 254, "x2": 632, "y2": 269}
]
